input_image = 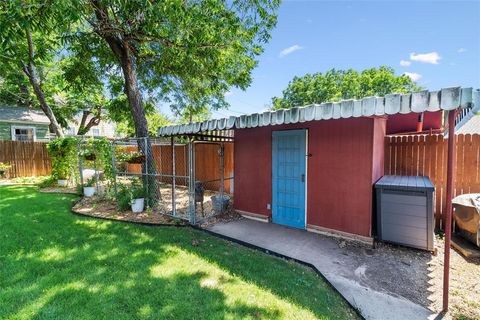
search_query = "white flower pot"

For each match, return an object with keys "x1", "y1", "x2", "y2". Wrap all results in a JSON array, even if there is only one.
[
  {"x1": 57, "y1": 180, "x2": 68, "y2": 187},
  {"x1": 131, "y1": 198, "x2": 145, "y2": 213},
  {"x1": 83, "y1": 187, "x2": 96, "y2": 197}
]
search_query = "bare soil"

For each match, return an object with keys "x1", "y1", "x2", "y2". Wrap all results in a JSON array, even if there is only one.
[
  {"x1": 39, "y1": 186, "x2": 78, "y2": 194},
  {"x1": 331, "y1": 234, "x2": 480, "y2": 319},
  {"x1": 428, "y1": 236, "x2": 480, "y2": 319}
]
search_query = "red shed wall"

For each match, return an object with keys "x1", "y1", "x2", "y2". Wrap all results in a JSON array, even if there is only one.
[
  {"x1": 386, "y1": 111, "x2": 443, "y2": 134},
  {"x1": 234, "y1": 117, "x2": 386, "y2": 237}
]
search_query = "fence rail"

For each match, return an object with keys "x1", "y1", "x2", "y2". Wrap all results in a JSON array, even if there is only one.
[
  {"x1": 384, "y1": 134, "x2": 480, "y2": 229},
  {"x1": 0, "y1": 140, "x2": 51, "y2": 177}
]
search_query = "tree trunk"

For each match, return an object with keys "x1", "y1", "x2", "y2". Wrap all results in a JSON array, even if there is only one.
[
  {"x1": 117, "y1": 46, "x2": 159, "y2": 203},
  {"x1": 90, "y1": 0, "x2": 159, "y2": 203},
  {"x1": 25, "y1": 69, "x2": 64, "y2": 138},
  {"x1": 77, "y1": 108, "x2": 102, "y2": 135},
  {"x1": 24, "y1": 29, "x2": 64, "y2": 138}
]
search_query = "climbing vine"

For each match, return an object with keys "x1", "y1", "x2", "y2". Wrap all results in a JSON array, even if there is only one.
[{"x1": 47, "y1": 137, "x2": 79, "y2": 181}]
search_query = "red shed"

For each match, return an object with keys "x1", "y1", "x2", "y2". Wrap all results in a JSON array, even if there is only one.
[
  {"x1": 234, "y1": 117, "x2": 385, "y2": 240},
  {"x1": 158, "y1": 87, "x2": 473, "y2": 244}
]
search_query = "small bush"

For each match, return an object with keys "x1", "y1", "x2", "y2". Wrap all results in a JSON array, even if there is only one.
[
  {"x1": 116, "y1": 178, "x2": 146, "y2": 211},
  {"x1": 117, "y1": 185, "x2": 131, "y2": 211},
  {"x1": 38, "y1": 176, "x2": 57, "y2": 188}
]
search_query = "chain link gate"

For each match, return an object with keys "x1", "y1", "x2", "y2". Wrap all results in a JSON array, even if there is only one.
[{"x1": 110, "y1": 135, "x2": 234, "y2": 224}]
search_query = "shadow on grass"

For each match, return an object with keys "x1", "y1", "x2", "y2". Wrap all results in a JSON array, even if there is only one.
[{"x1": 0, "y1": 186, "x2": 358, "y2": 319}]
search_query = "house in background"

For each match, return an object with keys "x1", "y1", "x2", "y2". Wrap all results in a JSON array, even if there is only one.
[
  {"x1": 65, "y1": 112, "x2": 118, "y2": 138},
  {"x1": 0, "y1": 105, "x2": 119, "y2": 141},
  {"x1": 0, "y1": 105, "x2": 51, "y2": 142}
]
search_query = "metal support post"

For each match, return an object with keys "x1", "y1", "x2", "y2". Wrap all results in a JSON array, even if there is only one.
[
  {"x1": 443, "y1": 109, "x2": 458, "y2": 311},
  {"x1": 93, "y1": 141, "x2": 99, "y2": 191},
  {"x1": 110, "y1": 141, "x2": 118, "y2": 210},
  {"x1": 219, "y1": 143, "x2": 225, "y2": 212},
  {"x1": 77, "y1": 141, "x2": 84, "y2": 187},
  {"x1": 188, "y1": 141, "x2": 196, "y2": 224},
  {"x1": 144, "y1": 137, "x2": 149, "y2": 207},
  {"x1": 171, "y1": 136, "x2": 177, "y2": 216}
]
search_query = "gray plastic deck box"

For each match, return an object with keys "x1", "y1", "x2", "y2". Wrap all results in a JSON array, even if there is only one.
[{"x1": 375, "y1": 175, "x2": 435, "y2": 251}]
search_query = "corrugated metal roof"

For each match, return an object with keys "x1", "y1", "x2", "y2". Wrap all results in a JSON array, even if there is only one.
[
  {"x1": 0, "y1": 105, "x2": 50, "y2": 124},
  {"x1": 158, "y1": 87, "x2": 478, "y2": 136}
]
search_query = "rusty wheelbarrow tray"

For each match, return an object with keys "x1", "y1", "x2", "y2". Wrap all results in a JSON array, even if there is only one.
[{"x1": 453, "y1": 193, "x2": 480, "y2": 247}]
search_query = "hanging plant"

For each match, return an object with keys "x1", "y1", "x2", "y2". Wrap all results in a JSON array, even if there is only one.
[
  {"x1": 128, "y1": 153, "x2": 145, "y2": 164},
  {"x1": 118, "y1": 151, "x2": 145, "y2": 164}
]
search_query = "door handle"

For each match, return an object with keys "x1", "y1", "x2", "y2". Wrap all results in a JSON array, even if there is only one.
[{"x1": 301, "y1": 174, "x2": 305, "y2": 182}]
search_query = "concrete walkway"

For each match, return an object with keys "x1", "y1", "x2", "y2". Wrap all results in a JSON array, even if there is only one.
[{"x1": 206, "y1": 219, "x2": 437, "y2": 320}]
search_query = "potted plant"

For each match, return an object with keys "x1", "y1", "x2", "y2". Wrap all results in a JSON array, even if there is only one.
[
  {"x1": 84, "y1": 152, "x2": 96, "y2": 161},
  {"x1": 116, "y1": 152, "x2": 130, "y2": 172},
  {"x1": 0, "y1": 162, "x2": 12, "y2": 177},
  {"x1": 130, "y1": 185, "x2": 146, "y2": 213},
  {"x1": 126, "y1": 151, "x2": 146, "y2": 164},
  {"x1": 83, "y1": 178, "x2": 96, "y2": 197},
  {"x1": 57, "y1": 173, "x2": 69, "y2": 187}
]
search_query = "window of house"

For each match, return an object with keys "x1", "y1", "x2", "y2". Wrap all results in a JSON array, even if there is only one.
[
  {"x1": 11, "y1": 127, "x2": 36, "y2": 141},
  {"x1": 91, "y1": 128, "x2": 100, "y2": 136}
]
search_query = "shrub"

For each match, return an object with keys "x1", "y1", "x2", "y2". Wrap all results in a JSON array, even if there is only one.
[
  {"x1": 117, "y1": 185, "x2": 132, "y2": 211},
  {"x1": 116, "y1": 178, "x2": 146, "y2": 211},
  {"x1": 0, "y1": 162, "x2": 12, "y2": 171},
  {"x1": 38, "y1": 176, "x2": 57, "y2": 188}
]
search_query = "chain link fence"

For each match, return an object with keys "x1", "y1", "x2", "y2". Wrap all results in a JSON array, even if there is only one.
[{"x1": 110, "y1": 137, "x2": 234, "y2": 224}]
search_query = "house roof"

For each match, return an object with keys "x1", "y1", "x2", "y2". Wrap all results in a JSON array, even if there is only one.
[
  {"x1": 457, "y1": 114, "x2": 480, "y2": 134},
  {"x1": 158, "y1": 87, "x2": 479, "y2": 136},
  {"x1": 0, "y1": 105, "x2": 50, "y2": 125}
]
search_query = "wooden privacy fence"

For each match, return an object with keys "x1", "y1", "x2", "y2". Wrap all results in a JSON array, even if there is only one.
[
  {"x1": 0, "y1": 140, "x2": 51, "y2": 177},
  {"x1": 384, "y1": 134, "x2": 480, "y2": 229},
  {"x1": 125, "y1": 142, "x2": 234, "y2": 193}
]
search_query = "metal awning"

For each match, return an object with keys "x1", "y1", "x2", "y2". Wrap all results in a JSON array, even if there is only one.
[{"x1": 158, "y1": 87, "x2": 478, "y2": 136}]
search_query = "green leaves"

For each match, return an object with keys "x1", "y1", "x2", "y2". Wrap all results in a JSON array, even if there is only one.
[
  {"x1": 82, "y1": 0, "x2": 279, "y2": 116},
  {"x1": 272, "y1": 67, "x2": 423, "y2": 110}
]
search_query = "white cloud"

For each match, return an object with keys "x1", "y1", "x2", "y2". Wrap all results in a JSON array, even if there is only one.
[
  {"x1": 400, "y1": 60, "x2": 411, "y2": 67},
  {"x1": 279, "y1": 45, "x2": 304, "y2": 58},
  {"x1": 457, "y1": 48, "x2": 467, "y2": 53},
  {"x1": 403, "y1": 72, "x2": 422, "y2": 82},
  {"x1": 225, "y1": 90, "x2": 233, "y2": 97},
  {"x1": 409, "y1": 52, "x2": 441, "y2": 64}
]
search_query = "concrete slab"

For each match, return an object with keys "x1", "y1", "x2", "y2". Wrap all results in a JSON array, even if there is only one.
[{"x1": 206, "y1": 219, "x2": 437, "y2": 320}]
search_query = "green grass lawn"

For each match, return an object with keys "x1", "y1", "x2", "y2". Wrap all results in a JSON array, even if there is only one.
[{"x1": 0, "y1": 186, "x2": 358, "y2": 320}]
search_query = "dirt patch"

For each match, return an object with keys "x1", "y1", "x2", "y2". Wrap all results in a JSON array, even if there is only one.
[
  {"x1": 328, "y1": 235, "x2": 480, "y2": 319},
  {"x1": 198, "y1": 203, "x2": 242, "y2": 228},
  {"x1": 428, "y1": 236, "x2": 480, "y2": 319},
  {"x1": 39, "y1": 187, "x2": 79, "y2": 194},
  {"x1": 72, "y1": 196, "x2": 187, "y2": 225}
]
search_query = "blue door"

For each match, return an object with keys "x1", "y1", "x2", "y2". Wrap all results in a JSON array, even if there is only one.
[{"x1": 272, "y1": 129, "x2": 306, "y2": 229}]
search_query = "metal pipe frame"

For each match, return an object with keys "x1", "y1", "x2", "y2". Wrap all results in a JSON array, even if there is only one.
[
  {"x1": 110, "y1": 142, "x2": 119, "y2": 210},
  {"x1": 171, "y1": 136, "x2": 177, "y2": 216},
  {"x1": 188, "y1": 140, "x2": 196, "y2": 224},
  {"x1": 443, "y1": 109, "x2": 458, "y2": 311},
  {"x1": 143, "y1": 137, "x2": 149, "y2": 207}
]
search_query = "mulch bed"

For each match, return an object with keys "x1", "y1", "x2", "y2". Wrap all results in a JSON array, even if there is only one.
[
  {"x1": 71, "y1": 193, "x2": 242, "y2": 228},
  {"x1": 72, "y1": 196, "x2": 187, "y2": 225}
]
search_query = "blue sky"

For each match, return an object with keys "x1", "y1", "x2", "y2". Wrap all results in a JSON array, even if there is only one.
[{"x1": 165, "y1": 1, "x2": 480, "y2": 119}]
